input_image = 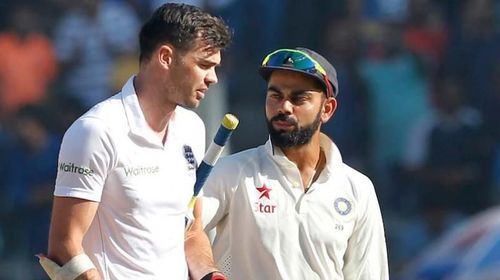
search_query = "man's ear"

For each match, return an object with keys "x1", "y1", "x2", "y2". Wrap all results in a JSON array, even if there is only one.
[
  {"x1": 157, "y1": 44, "x2": 175, "y2": 69},
  {"x1": 321, "y1": 97, "x2": 337, "y2": 123}
]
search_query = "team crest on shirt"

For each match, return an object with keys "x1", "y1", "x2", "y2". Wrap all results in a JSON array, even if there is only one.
[
  {"x1": 183, "y1": 145, "x2": 197, "y2": 170},
  {"x1": 334, "y1": 197, "x2": 352, "y2": 216},
  {"x1": 254, "y1": 183, "x2": 277, "y2": 214}
]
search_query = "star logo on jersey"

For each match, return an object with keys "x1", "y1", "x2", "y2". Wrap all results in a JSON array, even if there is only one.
[
  {"x1": 256, "y1": 184, "x2": 272, "y2": 199},
  {"x1": 254, "y1": 183, "x2": 277, "y2": 214}
]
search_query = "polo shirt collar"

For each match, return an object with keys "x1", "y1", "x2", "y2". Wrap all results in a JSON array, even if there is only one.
[
  {"x1": 120, "y1": 76, "x2": 168, "y2": 147},
  {"x1": 264, "y1": 133, "x2": 344, "y2": 174}
]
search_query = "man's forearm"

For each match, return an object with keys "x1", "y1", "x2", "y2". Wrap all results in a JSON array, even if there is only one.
[
  {"x1": 46, "y1": 197, "x2": 101, "y2": 279},
  {"x1": 186, "y1": 198, "x2": 225, "y2": 280},
  {"x1": 185, "y1": 228, "x2": 220, "y2": 280}
]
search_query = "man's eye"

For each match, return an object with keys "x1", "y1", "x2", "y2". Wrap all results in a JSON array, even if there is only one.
[
  {"x1": 292, "y1": 96, "x2": 307, "y2": 104},
  {"x1": 268, "y1": 92, "x2": 281, "y2": 99}
]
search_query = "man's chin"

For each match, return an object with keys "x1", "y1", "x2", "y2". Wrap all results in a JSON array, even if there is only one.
[
  {"x1": 178, "y1": 100, "x2": 200, "y2": 109},
  {"x1": 269, "y1": 133, "x2": 294, "y2": 146}
]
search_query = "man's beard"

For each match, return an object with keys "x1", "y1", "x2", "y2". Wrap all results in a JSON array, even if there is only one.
[{"x1": 266, "y1": 109, "x2": 322, "y2": 148}]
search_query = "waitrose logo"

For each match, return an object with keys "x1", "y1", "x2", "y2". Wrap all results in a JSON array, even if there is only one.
[
  {"x1": 59, "y1": 162, "x2": 94, "y2": 176},
  {"x1": 124, "y1": 166, "x2": 160, "y2": 177}
]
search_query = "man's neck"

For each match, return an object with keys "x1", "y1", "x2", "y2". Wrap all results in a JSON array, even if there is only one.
[
  {"x1": 280, "y1": 134, "x2": 325, "y2": 190},
  {"x1": 134, "y1": 73, "x2": 176, "y2": 142},
  {"x1": 282, "y1": 142, "x2": 320, "y2": 170}
]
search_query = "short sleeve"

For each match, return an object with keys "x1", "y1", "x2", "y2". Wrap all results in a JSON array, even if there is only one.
[
  {"x1": 200, "y1": 156, "x2": 240, "y2": 231},
  {"x1": 54, "y1": 117, "x2": 115, "y2": 202}
]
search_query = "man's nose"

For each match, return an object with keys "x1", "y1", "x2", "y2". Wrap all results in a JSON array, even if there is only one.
[
  {"x1": 205, "y1": 68, "x2": 218, "y2": 85},
  {"x1": 278, "y1": 99, "x2": 293, "y2": 114}
]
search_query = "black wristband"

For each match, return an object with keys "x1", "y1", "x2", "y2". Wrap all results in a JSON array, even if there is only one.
[{"x1": 200, "y1": 271, "x2": 226, "y2": 280}]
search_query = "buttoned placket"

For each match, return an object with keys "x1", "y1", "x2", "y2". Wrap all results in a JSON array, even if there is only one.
[
  {"x1": 273, "y1": 157, "x2": 314, "y2": 215},
  {"x1": 267, "y1": 139, "x2": 338, "y2": 216}
]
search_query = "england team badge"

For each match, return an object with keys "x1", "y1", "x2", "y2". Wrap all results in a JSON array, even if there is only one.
[{"x1": 183, "y1": 145, "x2": 197, "y2": 170}]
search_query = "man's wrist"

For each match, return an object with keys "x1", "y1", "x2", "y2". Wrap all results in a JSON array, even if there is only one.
[
  {"x1": 38, "y1": 253, "x2": 97, "y2": 279},
  {"x1": 200, "y1": 271, "x2": 226, "y2": 280}
]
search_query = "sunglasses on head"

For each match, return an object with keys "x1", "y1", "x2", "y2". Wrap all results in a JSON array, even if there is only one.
[{"x1": 261, "y1": 49, "x2": 334, "y2": 97}]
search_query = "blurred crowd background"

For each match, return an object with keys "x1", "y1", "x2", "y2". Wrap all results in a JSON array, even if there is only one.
[{"x1": 0, "y1": 0, "x2": 498, "y2": 279}]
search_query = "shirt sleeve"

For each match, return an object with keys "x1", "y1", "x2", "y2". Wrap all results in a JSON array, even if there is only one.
[
  {"x1": 54, "y1": 116, "x2": 115, "y2": 202},
  {"x1": 343, "y1": 177, "x2": 389, "y2": 280},
  {"x1": 200, "y1": 157, "x2": 236, "y2": 231}
]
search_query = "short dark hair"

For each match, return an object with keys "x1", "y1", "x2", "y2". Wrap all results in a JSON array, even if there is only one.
[{"x1": 139, "y1": 3, "x2": 232, "y2": 62}]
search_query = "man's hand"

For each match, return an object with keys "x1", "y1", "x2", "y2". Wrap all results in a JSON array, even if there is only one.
[{"x1": 185, "y1": 198, "x2": 223, "y2": 280}]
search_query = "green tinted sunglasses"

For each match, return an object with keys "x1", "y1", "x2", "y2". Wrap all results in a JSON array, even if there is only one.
[{"x1": 261, "y1": 49, "x2": 334, "y2": 97}]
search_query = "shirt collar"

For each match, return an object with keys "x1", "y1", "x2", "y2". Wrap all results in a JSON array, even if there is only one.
[
  {"x1": 264, "y1": 133, "x2": 344, "y2": 173},
  {"x1": 120, "y1": 76, "x2": 170, "y2": 147},
  {"x1": 121, "y1": 76, "x2": 145, "y2": 133}
]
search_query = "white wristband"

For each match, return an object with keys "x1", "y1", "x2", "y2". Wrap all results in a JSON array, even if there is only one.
[{"x1": 38, "y1": 254, "x2": 96, "y2": 280}]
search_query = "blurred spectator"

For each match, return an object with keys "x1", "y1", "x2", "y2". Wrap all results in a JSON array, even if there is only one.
[
  {"x1": 0, "y1": 3, "x2": 58, "y2": 120},
  {"x1": 445, "y1": 0, "x2": 500, "y2": 112},
  {"x1": 53, "y1": 0, "x2": 140, "y2": 108},
  {"x1": 321, "y1": 17, "x2": 372, "y2": 172},
  {"x1": 403, "y1": 0, "x2": 448, "y2": 74},
  {"x1": 3, "y1": 105, "x2": 61, "y2": 257},
  {"x1": 6, "y1": 105, "x2": 61, "y2": 253},
  {"x1": 391, "y1": 75, "x2": 493, "y2": 272},
  {"x1": 403, "y1": 75, "x2": 492, "y2": 227},
  {"x1": 358, "y1": 22, "x2": 430, "y2": 201}
]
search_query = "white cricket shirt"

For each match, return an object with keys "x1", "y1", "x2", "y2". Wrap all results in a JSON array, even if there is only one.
[
  {"x1": 202, "y1": 134, "x2": 389, "y2": 280},
  {"x1": 54, "y1": 76, "x2": 205, "y2": 279}
]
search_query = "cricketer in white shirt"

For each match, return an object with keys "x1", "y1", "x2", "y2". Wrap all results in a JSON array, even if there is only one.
[
  {"x1": 201, "y1": 133, "x2": 389, "y2": 280},
  {"x1": 54, "y1": 77, "x2": 205, "y2": 279}
]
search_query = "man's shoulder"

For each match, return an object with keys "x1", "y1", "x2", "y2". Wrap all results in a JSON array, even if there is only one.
[
  {"x1": 215, "y1": 146, "x2": 262, "y2": 171},
  {"x1": 174, "y1": 106, "x2": 204, "y2": 127},
  {"x1": 341, "y1": 164, "x2": 374, "y2": 191},
  {"x1": 339, "y1": 163, "x2": 386, "y2": 215},
  {"x1": 83, "y1": 93, "x2": 122, "y2": 117},
  {"x1": 67, "y1": 95, "x2": 123, "y2": 134}
]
